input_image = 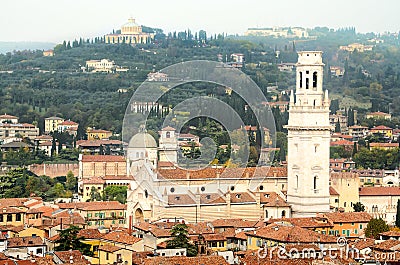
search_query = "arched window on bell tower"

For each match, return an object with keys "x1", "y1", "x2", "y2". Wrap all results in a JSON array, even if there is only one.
[
  {"x1": 313, "y1": 176, "x2": 317, "y2": 192},
  {"x1": 299, "y1": 72, "x2": 303, "y2": 88},
  {"x1": 313, "y1": 72, "x2": 318, "y2": 88}
]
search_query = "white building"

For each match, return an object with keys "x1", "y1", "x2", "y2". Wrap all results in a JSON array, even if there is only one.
[
  {"x1": 285, "y1": 51, "x2": 331, "y2": 217},
  {"x1": 86, "y1": 59, "x2": 116, "y2": 73}
]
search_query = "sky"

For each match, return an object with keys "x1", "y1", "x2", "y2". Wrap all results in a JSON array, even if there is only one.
[{"x1": 1, "y1": 0, "x2": 399, "y2": 43}]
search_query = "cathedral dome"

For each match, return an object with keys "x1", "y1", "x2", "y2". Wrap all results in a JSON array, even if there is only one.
[
  {"x1": 122, "y1": 18, "x2": 139, "y2": 28},
  {"x1": 129, "y1": 132, "x2": 157, "y2": 148},
  {"x1": 121, "y1": 18, "x2": 142, "y2": 35}
]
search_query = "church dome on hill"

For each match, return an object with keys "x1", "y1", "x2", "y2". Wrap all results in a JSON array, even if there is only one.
[
  {"x1": 121, "y1": 18, "x2": 142, "y2": 35},
  {"x1": 129, "y1": 131, "x2": 157, "y2": 148}
]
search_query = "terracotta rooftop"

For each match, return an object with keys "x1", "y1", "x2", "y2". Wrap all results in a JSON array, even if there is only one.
[
  {"x1": 59, "y1": 120, "x2": 78, "y2": 126},
  {"x1": 371, "y1": 125, "x2": 392, "y2": 130},
  {"x1": 133, "y1": 222, "x2": 171, "y2": 237},
  {"x1": 259, "y1": 192, "x2": 289, "y2": 206},
  {"x1": 98, "y1": 244, "x2": 122, "y2": 252},
  {"x1": 211, "y1": 218, "x2": 258, "y2": 228},
  {"x1": 82, "y1": 177, "x2": 106, "y2": 184},
  {"x1": 373, "y1": 239, "x2": 400, "y2": 251},
  {"x1": 143, "y1": 256, "x2": 229, "y2": 265},
  {"x1": 0, "y1": 114, "x2": 18, "y2": 119},
  {"x1": 158, "y1": 166, "x2": 287, "y2": 180},
  {"x1": 324, "y1": 212, "x2": 372, "y2": 223},
  {"x1": 329, "y1": 186, "x2": 339, "y2": 195},
  {"x1": 7, "y1": 236, "x2": 44, "y2": 247},
  {"x1": 352, "y1": 238, "x2": 375, "y2": 250},
  {"x1": 77, "y1": 228, "x2": 103, "y2": 239},
  {"x1": 57, "y1": 201, "x2": 126, "y2": 211},
  {"x1": 76, "y1": 140, "x2": 123, "y2": 147},
  {"x1": 359, "y1": 186, "x2": 400, "y2": 196},
  {"x1": 101, "y1": 230, "x2": 142, "y2": 245},
  {"x1": 330, "y1": 140, "x2": 354, "y2": 146},
  {"x1": 267, "y1": 216, "x2": 334, "y2": 229},
  {"x1": 54, "y1": 250, "x2": 90, "y2": 264},
  {"x1": 380, "y1": 230, "x2": 400, "y2": 238},
  {"x1": 247, "y1": 223, "x2": 338, "y2": 244},
  {"x1": 80, "y1": 155, "x2": 125, "y2": 162}
]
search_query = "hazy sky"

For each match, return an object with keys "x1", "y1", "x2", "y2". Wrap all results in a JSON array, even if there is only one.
[{"x1": 1, "y1": 0, "x2": 399, "y2": 43}]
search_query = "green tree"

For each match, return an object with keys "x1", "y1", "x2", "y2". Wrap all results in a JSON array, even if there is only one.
[
  {"x1": 89, "y1": 186, "x2": 102, "y2": 201},
  {"x1": 167, "y1": 224, "x2": 198, "y2": 257},
  {"x1": 65, "y1": 171, "x2": 77, "y2": 192},
  {"x1": 396, "y1": 199, "x2": 400, "y2": 228},
  {"x1": 55, "y1": 225, "x2": 93, "y2": 256},
  {"x1": 353, "y1": 202, "x2": 365, "y2": 212},
  {"x1": 103, "y1": 185, "x2": 127, "y2": 204},
  {"x1": 365, "y1": 218, "x2": 389, "y2": 239}
]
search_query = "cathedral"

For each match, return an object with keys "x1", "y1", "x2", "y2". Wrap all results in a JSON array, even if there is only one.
[{"x1": 125, "y1": 51, "x2": 331, "y2": 224}]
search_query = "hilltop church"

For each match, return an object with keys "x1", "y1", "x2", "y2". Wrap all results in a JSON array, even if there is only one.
[
  {"x1": 125, "y1": 51, "x2": 331, "y2": 225},
  {"x1": 105, "y1": 18, "x2": 154, "y2": 44}
]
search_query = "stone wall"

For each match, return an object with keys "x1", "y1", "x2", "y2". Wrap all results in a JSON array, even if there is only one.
[{"x1": 29, "y1": 163, "x2": 79, "y2": 178}]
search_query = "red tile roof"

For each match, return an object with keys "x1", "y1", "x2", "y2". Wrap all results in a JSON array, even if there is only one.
[
  {"x1": 57, "y1": 201, "x2": 126, "y2": 211},
  {"x1": 247, "y1": 223, "x2": 338, "y2": 243},
  {"x1": 330, "y1": 140, "x2": 354, "y2": 146},
  {"x1": 371, "y1": 125, "x2": 393, "y2": 130},
  {"x1": 7, "y1": 236, "x2": 44, "y2": 247},
  {"x1": 267, "y1": 216, "x2": 334, "y2": 229},
  {"x1": 211, "y1": 218, "x2": 259, "y2": 228},
  {"x1": 158, "y1": 166, "x2": 287, "y2": 179},
  {"x1": 59, "y1": 120, "x2": 78, "y2": 126},
  {"x1": 324, "y1": 212, "x2": 372, "y2": 223},
  {"x1": 373, "y1": 239, "x2": 400, "y2": 251},
  {"x1": 98, "y1": 244, "x2": 122, "y2": 252},
  {"x1": 359, "y1": 187, "x2": 400, "y2": 196},
  {"x1": 82, "y1": 177, "x2": 105, "y2": 184},
  {"x1": 78, "y1": 228, "x2": 103, "y2": 239},
  {"x1": 101, "y1": 231, "x2": 142, "y2": 245},
  {"x1": 81, "y1": 155, "x2": 125, "y2": 162},
  {"x1": 143, "y1": 256, "x2": 229, "y2": 265},
  {"x1": 54, "y1": 250, "x2": 90, "y2": 264},
  {"x1": 329, "y1": 186, "x2": 339, "y2": 195}
]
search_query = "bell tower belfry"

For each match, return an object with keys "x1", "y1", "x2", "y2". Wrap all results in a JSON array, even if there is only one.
[{"x1": 285, "y1": 51, "x2": 331, "y2": 217}]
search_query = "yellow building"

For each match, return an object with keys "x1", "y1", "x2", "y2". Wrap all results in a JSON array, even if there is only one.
[
  {"x1": 369, "y1": 142, "x2": 399, "y2": 150},
  {"x1": 366, "y1": 111, "x2": 391, "y2": 120},
  {"x1": 330, "y1": 172, "x2": 359, "y2": 212},
  {"x1": 58, "y1": 201, "x2": 127, "y2": 229},
  {"x1": 325, "y1": 212, "x2": 371, "y2": 238},
  {"x1": 0, "y1": 207, "x2": 25, "y2": 227},
  {"x1": 18, "y1": 227, "x2": 46, "y2": 239},
  {"x1": 98, "y1": 230, "x2": 143, "y2": 265},
  {"x1": 45, "y1": 116, "x2": 64, "y2": 133},
  {"x1": 370, "y1": 125, "x2": 393, "y2": 138},
  {"x1": 78, "y1": 228, "x2": 103, "y2": 263},
  {"x1": 105, "y1": 18, "x2": 154, "y2": 44},
  {"x1": 81, "y1": 177, "x2": 105, "y2": 202},
  {"x1": 87, "y1": 128, "x2": 112, "y2": 140}
]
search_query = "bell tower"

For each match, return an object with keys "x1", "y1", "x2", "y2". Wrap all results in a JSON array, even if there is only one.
[{"x1": 285, "y1": 51, "x2": 331, "y2": 217}]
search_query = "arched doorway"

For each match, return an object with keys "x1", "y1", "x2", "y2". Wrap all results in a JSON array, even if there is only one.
[{"x1": 135, "y1": 208, "x2": 144, "y2": 223}]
